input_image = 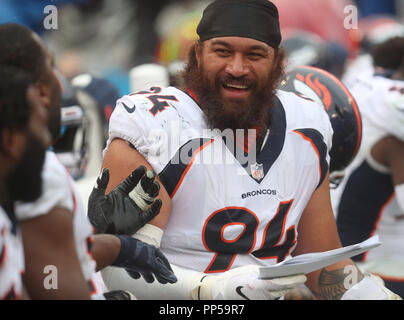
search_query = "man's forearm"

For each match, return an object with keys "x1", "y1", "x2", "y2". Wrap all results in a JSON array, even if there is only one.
[
  {"x1": 20, "y1": 209, "x2": 92, "y2": 299},
  {"x1": 91, "y1": 234, "x2": 121, "y2": 272},
  {"x1": 311, "y1": 265, "x2": 364, "y2": 300}
]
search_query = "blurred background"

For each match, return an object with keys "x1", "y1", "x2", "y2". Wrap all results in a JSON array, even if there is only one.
[
  {"x1": 2, "y1": 0, "x2": 404, "y2": 296},
  {"x1": 1, "y1": 0, "x2": 404, "y2": 201},
  {"x1": 1, "y1": 0, "x2": 403, "y2": 96}
]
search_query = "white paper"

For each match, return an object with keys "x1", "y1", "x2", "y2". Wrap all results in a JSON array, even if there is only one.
[{"x1": 259, "y1": 235, "x2": 381, "y2": 279}]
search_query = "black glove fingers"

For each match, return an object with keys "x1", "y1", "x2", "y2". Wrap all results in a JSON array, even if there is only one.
[
  {"x1": 155, "y1": 275, "x2": 168, "y2": 284},
  {"x1": 155, "y1": 249, "x2": 172, "y2": 270},
  {"x1": 130, "y1": 165, "x2": 147, "y2": 183},
  {"x1": 118, "y1": 165, "x2": 147, "y2": 193},
  {"x1": 140, "y1": 169, "x2": 156, "y2": 193},
  {"x1": 140, "y1": 199, "x2": 162, "y2": 225},
  {"x1": 115, "y1": 236, "x2": 177, "y2": 285},
  {"x1": 126, "y1": 269, "x2": 141, "y2": 279},
  {"x1": 140, "y1": 272, "x2": 155, "y2": 283},
  {"x1": 95, "y1": 168, "x2": 110, "y2": 193},
  {"x1": 87, "y1": 168, "x2": 110, "y2": 233},
  {"x1": 147, "y1": 181, "x2": 160, "y2": 199},
  {"x1": 154, "y1": 267, "x2": 177, "y2": 284},
  {"x1": 154, "y1": 252, "x2": 178, "y2": 283}
]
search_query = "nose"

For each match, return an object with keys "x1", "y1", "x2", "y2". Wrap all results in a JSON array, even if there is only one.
[{"x1": 225, "y1": 53, "x2": 247, "y2": 78}]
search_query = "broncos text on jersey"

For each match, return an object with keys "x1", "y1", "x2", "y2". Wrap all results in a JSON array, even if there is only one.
[{"x1": 106, "y1": 86, "x2": 333, "y2": 273}]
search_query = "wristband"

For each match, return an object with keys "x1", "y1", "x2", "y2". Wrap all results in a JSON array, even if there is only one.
[{"x1": 132, "y1": 224, "x2": 163, "y2": 248}]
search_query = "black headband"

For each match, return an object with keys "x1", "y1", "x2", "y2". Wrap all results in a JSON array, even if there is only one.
[{"x1": 197, "y1": 0, "x2": 282, "y2": 49}]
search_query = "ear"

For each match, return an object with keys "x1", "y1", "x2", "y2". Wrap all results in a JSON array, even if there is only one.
[
  {"x1": 272, "y1": 48, "x2": 285, "y2": 70},
  {"x1": 0, "y1": 128, "x2": 26, "y2": 161},
  {"x1": 35, "y1": 81, "x2": 51, "y2": 111}
]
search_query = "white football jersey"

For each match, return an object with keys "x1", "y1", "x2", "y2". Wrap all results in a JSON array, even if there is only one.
[
  {"x1": 332, "y1": 75, "x2": 404, "y2": 262},
  {"x1": 0, "y1": 206, "x2": 24, "y2": 299},
  {"x1": 14, "y1": 151, "x2": 105, "y2": 299},
  {"x1": 342, "y1": 54, "x2": 374, "y2": 89},
  {"x1": 106, "y1": 86, "x2": 333, "y2": 273}
]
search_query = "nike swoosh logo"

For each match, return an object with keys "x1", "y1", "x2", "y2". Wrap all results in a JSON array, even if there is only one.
[
  {"x1": 122, "y1": 102, "x2": 136, "y2": 113},
  {"x1": 236, "y1": 286, "x2": 250, "y2": 300}
]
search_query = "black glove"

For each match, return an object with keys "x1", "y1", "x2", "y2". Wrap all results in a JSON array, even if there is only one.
[
  {"x1": 112, "y1": 235, "x2": 177, "y2": 284},
  {"x1": 88, "y1": 166, "x2": 162, "y2": 235},
  {"x1": 103, "y1": 290, "x2": 136, "y2": 300}
]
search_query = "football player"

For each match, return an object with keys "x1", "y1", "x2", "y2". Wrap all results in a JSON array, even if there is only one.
[
  {"x1": 278, "y1": 65, "x2": 363, "y2": 299},
  {"x1": 0, "y1": 66, "x2": 51, "y2": 299},
  {"x1": 279, "y1": 65, "x2": 362, "y2": 188},
  {"x1": 0, "y1": 23, "x2": 176, "y2": 299},
  {"x1": 93, "y1": 0, "x2": 400, "y2": 300},
  {"x1": 334, "y1": 36, "x2": 404, "y2": 297},
  {"x1": 342, "y1": 16, "x2": 404, "y2": 88}
]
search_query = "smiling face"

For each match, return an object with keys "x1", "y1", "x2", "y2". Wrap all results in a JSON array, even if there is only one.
[
  {"x1": 183, "y1": 36, "x2": 285, "y2": 132},
  {"x1": 199, "y1": 37, "x2": 275, "y2": 103}
]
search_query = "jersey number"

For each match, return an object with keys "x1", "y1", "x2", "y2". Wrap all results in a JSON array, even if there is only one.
[
  {"x1": 130, "y1": 87, "x2": 178, "y2": 116},
  {"x1": 202, "y1": 200, "x2": 296, "y2": 273}
]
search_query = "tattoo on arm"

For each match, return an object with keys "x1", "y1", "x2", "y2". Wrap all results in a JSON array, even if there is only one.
[
  {"x1": 284, "y1": 286, "x2": 316, "y2": 300},
  {"x1": 313, "y1": 268, "x2": 360, "y2": 300}
]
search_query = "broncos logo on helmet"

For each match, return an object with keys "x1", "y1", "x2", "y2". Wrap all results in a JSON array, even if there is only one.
[{"x1": 279, "y1": 65, "x2": 362, "y2": 187}]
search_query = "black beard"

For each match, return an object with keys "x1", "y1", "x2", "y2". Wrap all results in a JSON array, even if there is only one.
[
  {"x1": 182, "y1": 53, "x2": 285, "y2": 134},
  {"x1": 196, "y1": 72, "x2": 275, "y2": 132},
  {"x1": 6, "y1": 131, "x2": 47, "y2": 203}
]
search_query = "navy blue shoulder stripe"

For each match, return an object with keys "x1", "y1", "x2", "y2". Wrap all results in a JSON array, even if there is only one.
[
  {"x1": 158, "y1": 138, "x2": 213, "y2": 197},
  {"x1": 245, "y1": 96, "x2": 286, "y2": 183},
  {"x1": 294, "y1": 128, "x2": 328, "y2": 189}
]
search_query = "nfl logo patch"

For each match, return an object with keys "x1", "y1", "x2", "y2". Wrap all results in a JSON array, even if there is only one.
[{"x1": 250, "y1": 162, "x2": 264, "y2": 181}]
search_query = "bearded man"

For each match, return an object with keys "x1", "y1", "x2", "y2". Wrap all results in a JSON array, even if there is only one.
[
  {"x1": 93, "y1": 0, "x2": 400, "y2": 300},
  {"x1": 0, "y1": 23, "x2": 176, "y2": 300},
  {"x1": 0, "y1": 66, "x2": 51, "y2": 299}
]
